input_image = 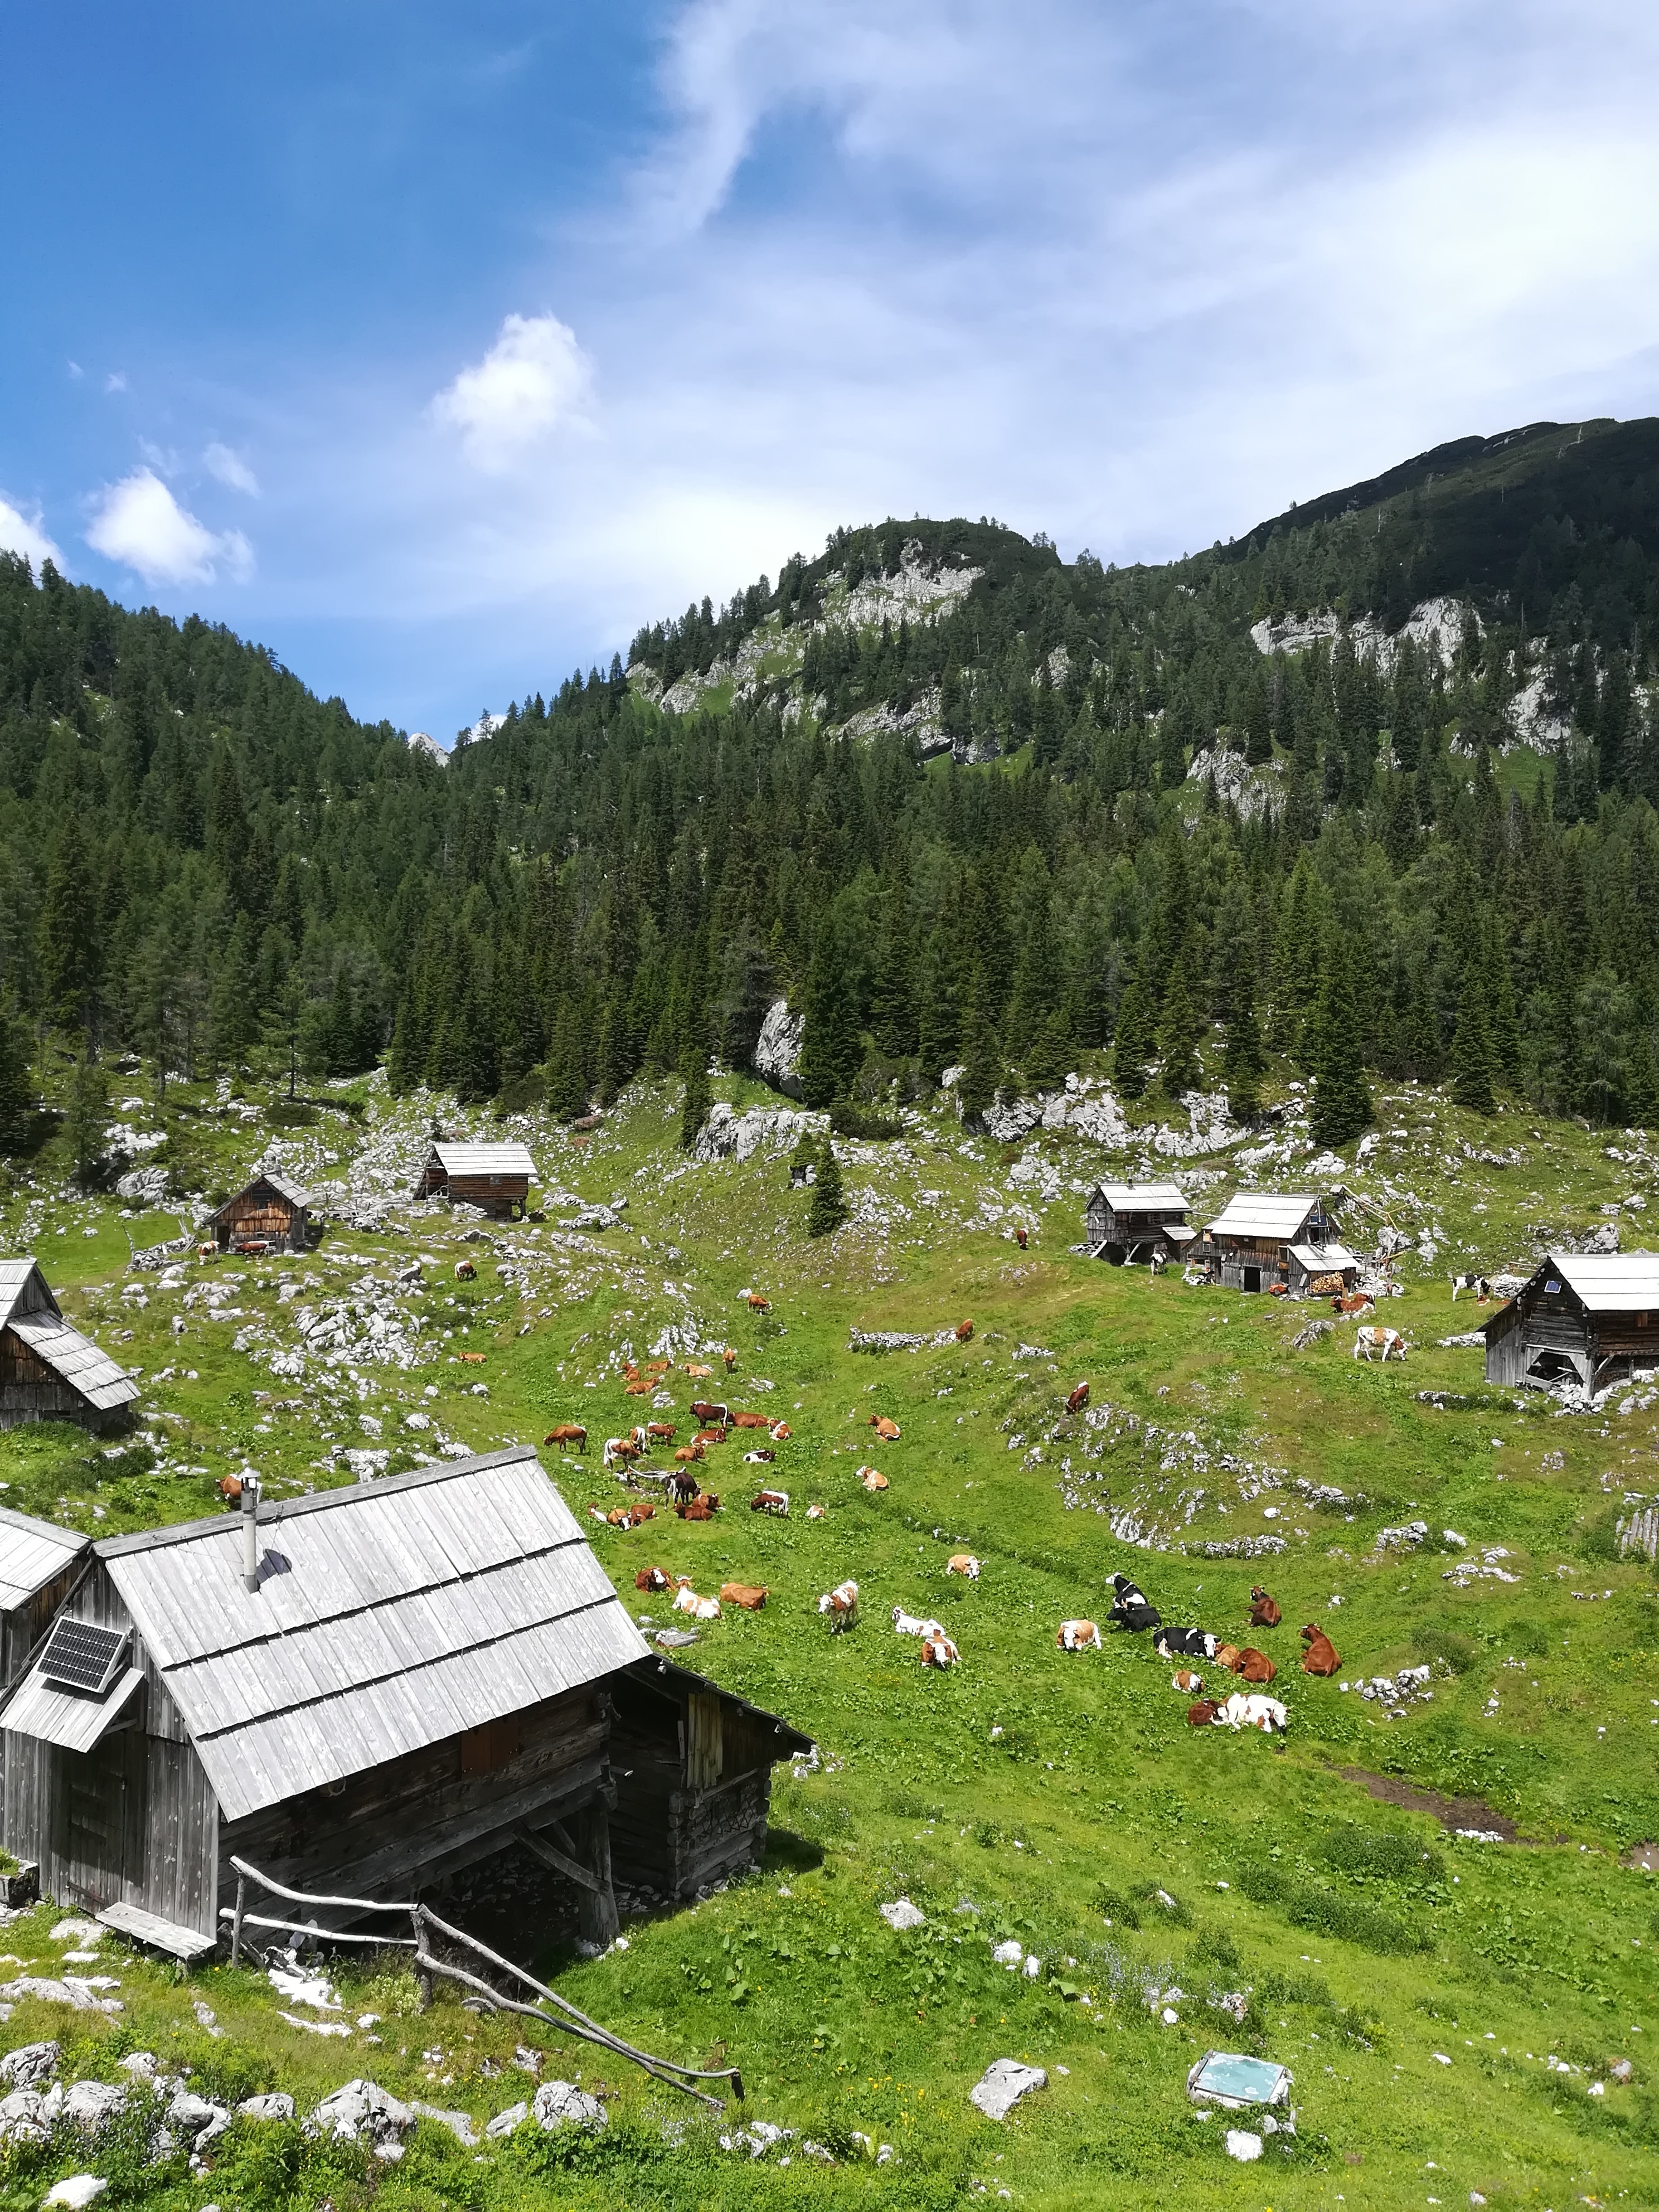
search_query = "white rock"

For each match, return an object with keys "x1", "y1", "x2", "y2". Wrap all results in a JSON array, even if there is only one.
[
  {"x1": 411, "y1": 2100, "x2": 479, "y2": 2146},
  {"x1": 1225, "y1": 2128, "x2": 1264, "y2": 2161},
  {"x1": 533, "y1": 2080, "x2": 608, "y2": 2131},
  {"x1": 62, "y1": 2080, "x2": 128, "y2": 2131},
  {"x1": 0, "y1": 2041, "x2": 57, "y2": 2089},
  {"x1": 308, "y1": 2078, "x2": 415, "y2": 2158},
  {"x1": 991, "y1": 1940, "x2": 1023, "y2": 1969},
  {"x1": 44, "y1": 2179, "x2": 107, "y2": 2209},
  {"x1": 880, "y1": 1898, "x2": 925, "y2": 1932},
  {"x1": 268, "y1": 1962, "x2": 341, "y2": 2011},
  {"x1": 753, "y1": 1000, "x2": 805, "y2": 1097},
  {"x1": 969, "y1": 2059, "x2": 1047, "y2": 2121},
  {"x1": 237, "y1": 2093, "x2": 295, "y2": 2121}
]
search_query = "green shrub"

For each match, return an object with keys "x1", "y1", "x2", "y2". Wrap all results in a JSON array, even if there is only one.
[
  {"x1": 1093, "y1": 1886, "x2": 1141, "y2": 1929},
  {"x1": 264, "y1": 1098, "x2": 318, "y2": 1127},
  {"x1": 1232, "y1": 1861, "x2": 1431, "y2": 1954},
  {"x1": 497, "y1": 1069, "x2": 546, "y2": 1115},
  {"x1": 829, "y1": 1097, "x2": 904, "y2": 1140},
  {"x1": 1317, "y1": 1827, "x2": 1444, "y2": 1884},
  {"x1": 1415, "y1": 1623, "x2": 1477, "y2": 1674}
]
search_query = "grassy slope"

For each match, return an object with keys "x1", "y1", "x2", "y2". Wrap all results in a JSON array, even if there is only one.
[{"x1": 0, "y1": 1059, "x2": 1653, "y2": 2210}]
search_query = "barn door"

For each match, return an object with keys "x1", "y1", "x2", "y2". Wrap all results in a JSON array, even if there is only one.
[
  {"x1": 686, "y1": 1694, "x2": 724, "y2": 1791},
  {"x1": 53, "y1": 1730, "x2": 147, "y2": 1910}
]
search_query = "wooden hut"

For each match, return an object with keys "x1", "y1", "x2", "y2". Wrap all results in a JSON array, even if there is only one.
[
  {"x1": 1483, "y1": 1252, "x2": 1659, "y2": 1391},
  {"x1": 207, "y1": 1171, "x2": 311, "y2": 1254},
  {"x1": 0, "y1": 1444, "x2": 807, "y2": 1959},
  {"x1": 1285, "y1": 1240, "x2": 1361, "y2": 1298},
  {"x1": 0, "y1": 1260, "x2": 138, "y2": 1434},
  {"x1": 609, "y1": 1657, "x2": 811, "y2": 1901},
  {"x1": 0, "y1": 1510, "x2": 89, "y2": 1697},
  {"x1": 413, "y1": 1142, "x2": 536, "y2": 1217},
  {"x1": 1198, "y1": 1193, "x2": 1340, "y2": 1293},
  {"x1": 1084, "y1": 1182, "x2": 1193, "y2": 1265}
]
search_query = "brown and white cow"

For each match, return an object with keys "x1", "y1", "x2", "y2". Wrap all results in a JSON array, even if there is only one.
[
  {"x1": 806, "y1": 1502, "x2": 827, "y2": 1520},
  {"x1": 1353, "y1": 1325, "x2": 1406, "y2": 1362},
  {"x1": 869, "y1": 1414, "x2": 901, "y2": 1441},
  {"x1": 947, "y1": 1553, "x2": 980, "y2": 1579},
  {"x1": 1065, "y1": 1381, "x2": 1090, "y2": 1416},
  {"x1": 684, "y1": 1361, "x2": 714, "y2": 1379},
  {"x1": 1170, "y1": 1668, "x2": 1204, "y2": 1693},
  {"x1": 750, "y1": 1488, "x2": 789, "y2": 1516},
  {"x1": 858, "y1": 1466, "x2": 889, "y2": 1491},
  {"x1": 646, "y1": 1421, "x2": 676, "y2": 1442},
  {"x1": 635, "y1": 1565, "x2": 671, "y2": 1592},
  {"x1": 741, "y1": 1448, "x2": 776, "y2": 1464},
  {"x1": 602, "y1": 1435, "x2": 641, "y2": 1471},
  {"x1": 769, "y1": 1421, "x2": 792, "y2": 1442},
  {"x1": 818, "y1": 1579, "x2": 858, "y2": 1629},
  {"x1": 1187, "y1": 1698, "x2": 1224, "y2": 1726},
  {"x1": 673, "y1": 1585, "x2": 721, "y2": 1621},
  {"x1": 1056, "y1": 1619, "x2": 1102, "y2": 1651},
  {"x1": 920, "y1": 1633, "x2": 959, "y2": 1668},
  {"x1": 691, "y1": 1400, "x2": 730, "y2": 1427},
  {"x1": 676, "y1": 1492, "x2": 721, "y2": 1521},
  {"x1": 955, "y1": 1317, "x2": 975, "y2": 1341},
  {"x1": 454, "y1": 1259, "x2": 476, "y2": 1282},
  {"x1": 1333, "y1": 1291, "x2": 1375, "y2": 1317}
]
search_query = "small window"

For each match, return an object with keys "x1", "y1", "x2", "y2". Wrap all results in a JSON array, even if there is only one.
[{"x1": 1545, "y1": 1279, "x2": 1560, "y2": 1294}]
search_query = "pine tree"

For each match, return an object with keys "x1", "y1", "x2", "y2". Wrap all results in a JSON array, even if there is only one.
[
  {"x1": 797, "y1": 921, "x2": 861, "y2": 1107},
  {"x1": 915, "y1": 927, "x2": 960, "y2": 1084},
  {"x1": 1242, "y1": 668, "x2": 1273, "y2": 765},
  {"x1": 956, "y1": 989, "x2": 1001, "y2": 1123},
  {"x1": 37, "y1": 817, "x2": 100, "y2": 1037},
  {"x1": 64, "y1": 1052, "x2": 109, "y2": 1187},
  {"x1": 678, "y1": 1042, "x2": 711, "y2": 1152},
  {"x1": 1449, "y1": 973, "x2": 1496, "y2": 1115},
  {"x1": 1224, "y1": 969, "x2": 1264, "y2": 1123},
  {"x1": 546, "y1": 996, "x2": 589, "y2": 1120},
  {"x1": 806, "y1": 1134, "x2": 847, "y2": 1237},
  {"x1": 1112, "y1": 958, "x2": 1156, "y2": 1101},
  {"x1": 0, "y1": 1005, "x2": 33, "y2": 1152},
  {"x1": 1309, "y1": 942, "x2": 1373, "y2": 1147},
  {"x1": 1025, "y1": 1010, "x2": 1070, "y2": 1090},
  {"x1": 1156, "y1": 948, "x2": 1203, "y2": 1098}
]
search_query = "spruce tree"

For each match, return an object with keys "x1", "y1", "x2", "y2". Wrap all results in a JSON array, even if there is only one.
[
  {"x1": 1112, "y1": 958, "x2": 1156, "y2": 1101},
  {"x1": 546, "y1": 997, "x2": 589, "y2": 1120},
  {"x1": 678, "y1": 1042, "x2": 711, "y2": 1152},
  {"x1": 1309, "y1": 942, "x2": 1373, "y2": 1146},
  {"x1": 65, "y1": 1052, "x2": 109, "y2": 1187},
  {"x1": 797, "y1": 922, "x2": 861, "y2": 1107},
  {"x1": 1156, "y1": 949, "x2": 1203, "y2": 1098},
  {"x1": 956, "y1": 991, "x2": 1002, "y2": 1123},
  {"x1": 915, "y1": 927, "x2": 959, "y2": 1084},
  {"x1": 1449, "y1": 971, "x2": 1496, "y2": 1115},
  {"x1": 807, "y1": 1134, "x2": 847, "y2": 1237},
  {"x1": 1242, "y1": 668, "x2": 1273, "y2": 765},
  {"x1": 0, "y1": 1006, "x2": 33, "y2": 1153},
  {"x1": 1224, "y1": 969, "x2": 1264, "y2": 1123},
  {"x1": 37, "y1": 817, "x2": 100, "y2": 1037}
]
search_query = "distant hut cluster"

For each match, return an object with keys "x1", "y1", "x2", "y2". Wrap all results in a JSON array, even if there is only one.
[
  {"x1": 207, "y1": 1171, "x2": 311, "y2": 1255},
  {"x1": 1483, "y1": 1253, "x2": 1659, "y2": 1391},
  {"x1": 0, "y1": 1446, "x2": 807, "y2": 1958},
  {"x1": 414, "y1": 1141, "x2": 537, "y2": 1219},
  {"x1": 1084, "y1": 1183, "x2": 1194, "y2": 1266},
  {"x1": 0, "y1": 1261, "x2": 138, "y2": 1434}
]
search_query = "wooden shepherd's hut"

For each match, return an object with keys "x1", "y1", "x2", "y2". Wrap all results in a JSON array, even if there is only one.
[
  {"x1": 413, "y1": 1142, "x2": 536, "y2": 1217},
  {"x1": 207, "y1": 1171, "x2": 311, "y2": 1254},
  {"x1": 1483, "y1": 1251, "x2": 1659, "y2": 1391},
  {"x1": 1197, "y1": 1194, "x2": 1340, "y2": 1293},
  {"x1": 0, "y1": 1260, "x2": 138, "y2": 1434},
  {"x1": 1084, "y1": 1182, "x2": 1193, "y2": 1265}
]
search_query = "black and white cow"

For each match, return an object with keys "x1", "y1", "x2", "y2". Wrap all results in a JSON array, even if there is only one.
[{"x1": 1107, "y1": 1572, "x2": 1161, "y2": 1634}]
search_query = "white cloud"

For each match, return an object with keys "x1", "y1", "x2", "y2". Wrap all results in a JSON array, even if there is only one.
[
  {"x1": 430, "y1": 313, "x2": 591, "y2": 471},
  {"x1": 104, "y1": 371, "x2": 128, "y2": 394},
  {"x1": 0, "y1": 497, "x2": 64, "y2": 575},
  {"x1": 85, "y1": 468, "x2": 253, "y2": 586},
  {"x1": 204, "y1": 441, "x2": 260, "y2": 495}
]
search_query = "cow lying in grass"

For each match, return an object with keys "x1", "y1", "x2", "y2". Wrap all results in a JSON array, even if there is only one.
[
  {"x1": 1170, "y1": 1668, "x2": 1204, "y2": 1692},
  {"x1": 1108, "y1": 1573, "x2": 1161, "y2": 1633},
  {"x1": 1300, "y1": 1623, "x2": 1342, "y2": 1675},
  {"x1": 673, "y1": 1586, "x2": 721, "y2": 1621},
  {"x1": 1155, "y1": 1626, "x2": 1218, "y2": 1661},
  {"x1": 947, "y1": 1553, "x2": 979, "y2": 1579},
  {"x1": 750, "y1": 1488, "x2": 789, "y2": 1515},
  {"x1": 1190, "y1": 1691, "x2": 1288, "y2": 1732},
  {"x1": 893, "y1": 1605, "x2": 947, "y2": 1639},
  {"x1": 1056, "y1": 1619, "x2": 1102, "y2": 1651},
  {"x1": 719, "y1": 1582, "x2": 767, "y2": 1611},
  {"x1": 1247, "y1": 1585, "x2": 1281, "y2": 1628},
  {"x1": 635, "y1": 1566, "x2": 671, "y2": 1592},
  {"x1": 741, "y1": 1448, "x2": 776, "y2": 1464},
  {"x1": 921, "y1": 1634, "x2": 959, "y2": 1667},
  {"x1": 859, "y1": 1466, "x2": 889, "y2": 1491},
  {"x1": 1230, "y1": 1647, "x2": 1277, "y2": 1683}
]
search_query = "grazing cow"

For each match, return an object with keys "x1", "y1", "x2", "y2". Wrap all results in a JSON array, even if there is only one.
[
  {"x1": 1056, "y1": 1619, "x2": 1102, "y2": 1651},
  {"x1": 892, "y1": 1606, "x2": 947, "y2": 1638},
  {"x1": 720, "y1": 1583, "x2": 768, "y2": 1611},
  {"x1": 748, "y1": 1293, "x2": 772, "y2": 1314},
  {"x1": 1216, "y1": 1690, "x2": 1288, "y2": 1733},
  {"x1": 1015, "y1": 1227, "x2": 1028, "y2": 1250},
  {"x1": 920, "y1": 1634, "x2": 959, "y2": 1668},
  {"x1": 947, "y1": 1553, "x2": 980, "y2": 1579},
  {"x1": 1065, "y1": 1381, "x2": 1090, "y2": 1417},
  {"x1": 646, "y1": 1421, "x2": 676, "y2": 1441},
  {"x1": 769, "y1": 1421, "x2": 792, "y2": 1442},
  {"x1": 1170, "y1": 1668, "x2": 1204, "y2": 1693},
  {"x1": 691, "y1": 1400, "x2": 730, "y2": 1427},
  {"x1": 1107, "y1": 1573, "x2": 1161, "y2": 1633},
  {"x1": 454, "y1": 1260, "x2": 477, "y2": 1282},
  {"x1": 219, "y1": 1474, "x2": 244, "y2": 1501},
  {"x1": 818, "y1": 1578, "x2": 858, "y2": 1629},
  {"x1": 627, "y1": 1424, "x2": 653, "y2": 1453},
  {"x1": 750, "y1": 1488, "x2": 790, "y2": 1516},
  {"x1": 545, "y1": 1424, "x2": 587, "y2": 1454},
  {"x1": 1232, "y1": 1647, "x2": 1277, "y2": 1684},
  {"x1": 869, "y1": 1414, "x2": 901, "y2": 1441},
  {"x1": 859, "y1": 1466, "x2": 889, "y2": 1492},
  {"x1": 955, "y1": 1317, "x2": 975, "y2": 1342},
  {"x1": 1248, "y1": 1585, "x2": 1282, "y2": 1629},
  {"x1": 671, "y1": 1443, "x2": 705, "y2": 1472},
  {"x1": 742, "y1": 1448, "x2": 777, "y2": 1464},
  {"x1": 1450, "y1": 1273, "x2": 1492, "y2": 1303},
  {"x1": 635, "y1": 1566, "x2": 671, "y2": 1591},
  {"x1": 673, "y1": 1585, "x2": 721, "y2": 1621},
  {"x1": 731, "y1": 1410, "x2": 770, "y2": 1429},
  {"x1": 1187, "y1": 1699, "x2": 1224, "y2": 1728},
  {"x1": 459, "y1": 1351, "x2": 487, "y2": 1365},
  {"x1": 197, "y1": 1242, "x2": 217, "y2": 1260},
  {"x1": 1353, "y1": 1325, "x2": 1406, "y2": 1362},
  {"x1": 602, "y1": 1435, "x2": 642, "y2": 1471},
  {"x1": 722, "y1": 1347, "x2": 738, "y2": 1372},
  {"x1": 667, "y1": 1466, "x2": 702, "y2": 1503},
  {"x1": 1299, "y1": 1623, "x2": 1342, "y2": 1676},
  {"x1": 1149, "y1": 1251, "x2": 1167, "y2": 1277},
  {"x1": 1332, "y1": 1291, "x2": 1375, "y2": 1317},
  {"x1": 1155, "y1": 1626, "x2": 1218, "y2": 1661},
  {"x1": 676, "y1": 1492, "x2": 721, "y2": 1521},
  {"x1": 806, "y1": 1502, "x2": 827, "y2": 1520}
]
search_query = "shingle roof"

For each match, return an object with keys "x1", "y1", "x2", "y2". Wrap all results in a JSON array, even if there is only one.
[
  {"x1": 0, "y1": 1259, "x2": 57, "y2": 1329},
  {"x1": 9, "y1": 1316, "x2": 139, "y2": 1413},
  {"x1": 1206, "y1": 1193, "x2": 1324, "y2": 1239},
  {"x1": 431, "y1": 1143, "x2": 536, "y2": 1178},
  {"x1": 95, "y1": 1445, "x2": 647, "y2": 1823},
  {"x1": 1093, "y1": 1183, "x2": 1188, "y2": 1209},
  {"x1": 0, "y1": 1506, "x2": 88, "y2": 1613},
  {"x1": 2, "y1": 1663, "x2": 143, "y2": 1753},
  {"x1": 1289, "y1": 1242, "x2": 1360, "y2": 1272},
  {"x1": 209, "y1": 1171, "x2": 311, "y2": 1223},
  {"x1": 1538, "y1": 1250, "x2": 1659, "y2": 1312}
]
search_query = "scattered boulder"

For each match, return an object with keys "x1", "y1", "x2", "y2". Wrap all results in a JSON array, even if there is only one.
[
  {"x1": 411, "y1": 2100, "x2": 479, "y2": 2146},
  {"x1": 308, "y1": 2079, "x2": 416, "y2": 2161},
  {"x1": 43, "y1": 2180, "x2": 107, "y2": 2210},
  {"x1": 0, "y1": 2041, "x2": 58, "y2": 2090},
  {"x1": 532, "y1": 2080, "x2": 608, "y2": 2132},
  {"x1": 484, "y1": 2100, "x2": 530, "y2": 2140},
  {"x1": 969, "y1": 2059, "x2": 1047, "y2": 2121},
  {"x1": 879, "y1": 1898, "x2": 925, "y2": 1931},
  {"x1": 0, "y1": 1976, "x2": 122, "y2": 2014},
  {"x1": 62, "y1": 2082, "x2": 128, "y2": 2133},
  {"x1": 237, "y1": 2092, "x2": 296, "y2": 2122},
  {"x1": 693, "y1": 1103, "x2": 818, "y2": 1165},
  {"x1": 1225, "y1": 2128, "x2": 1264, "y2": 2161},
  {"x1": 0, "y1": 2083, "x2": 62, "y2": 2142}
]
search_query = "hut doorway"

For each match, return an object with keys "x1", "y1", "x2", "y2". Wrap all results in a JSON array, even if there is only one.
[
  {"x1": 52, "y1": 1729, "x2": 146, "y2": 1911},
  {"x1": 1242, "y1": 1266, "x2": 1261, "y2": 1293}
]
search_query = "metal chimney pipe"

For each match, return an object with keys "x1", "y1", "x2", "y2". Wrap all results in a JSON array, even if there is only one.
[{"x1": 241, "y1": 1474, "x2": 262, "y2": 1593}]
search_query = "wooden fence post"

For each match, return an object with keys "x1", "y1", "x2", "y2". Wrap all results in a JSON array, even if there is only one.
[{"x1": 230, "y1": 1871, "x2": 246, "y2": 1968}]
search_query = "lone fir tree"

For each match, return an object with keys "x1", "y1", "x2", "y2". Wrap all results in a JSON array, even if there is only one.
[
  {"x1": 1309, "y1": 944, "x2": 1372, "y2": 1147},
  {"x1": 807, "y1": 1134, "x2": 847, "y2": 1237}
]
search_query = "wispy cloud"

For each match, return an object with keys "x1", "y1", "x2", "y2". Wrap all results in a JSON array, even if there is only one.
[
  {"x1": 429, "y1": 313, "x2": 591, "y2": 472},
  {"x1": 85, "y1": 468, "x2": 252, "y2": 586},
  {"x1": 104, "y1": 371, "x2": 128, "y2": 395},
  {"x1": 0, "y1": 497, "x2": 64, "y2": 575},
  {"x1": 204, "y1": 441, "x2": 260, "y2": 495}
]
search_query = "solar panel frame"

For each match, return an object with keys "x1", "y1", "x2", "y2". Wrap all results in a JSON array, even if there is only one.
[{"x1": 39, "y1": 1618, "x2": 129, "y2": 1696}]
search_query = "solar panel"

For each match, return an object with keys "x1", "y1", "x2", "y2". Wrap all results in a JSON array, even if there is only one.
[{"x1": 39, "y1": 1618, "x2": 128, "y2": 1696}]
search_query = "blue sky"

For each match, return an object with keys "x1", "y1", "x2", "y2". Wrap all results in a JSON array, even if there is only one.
[{"x1": 5, "y1": 2, "x2": 1659, "y2": 744}]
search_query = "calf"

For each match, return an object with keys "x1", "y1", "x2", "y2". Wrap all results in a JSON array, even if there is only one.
[
  {"x1": 197, "y1": 1242, "x2": 217, "y2": 1260},
  {"x1": 1065, "y1": 1381, "x2": 1090, "y2": 1417},
  {"x1": 818, "y1": 1578, "x2": 858, "y2": 1629},
  {"x1": 869, "y1": 1414, "x2": 901, "y2": 1441},
  {"x1": 1247, "y1": 1585, "x2": 1282, "y2": 1629},
  {"x1": 1353, "y1": 1325, "x2": 1406, "y2": 1362},
  {"x1": 747, "y1": 1293, "x2": 772, "y2": 1313},
  {"x1": 1232, "y1": 1647, "x2": 1277, "y2": 1684},
  {"x1": 859, "y1": 1466, "x2": 889, "y2": 1491},
  {"x1": 769, "y1": 1420, "x2": 792, "y2": 1442},
  {"x1": 1217, "y1": 1690, "x2": 1288, "y2": 1733},
  {"x1": 719, "y1": 1582, "x2": 768, "y2": 1611},
  {"x1": 1214, "y1": 1643, "x2": 1242, "y2": 1671},
  {"x1": 545, "y1": 1423, "x2": 587, "y2": 1454},
  {"x1": 646, "y1": 1421, "x2": 676, "y2": 1441},
  {"x1": 947, "y1": 1553, "x2": 980, "y2": 1579},
  {"x1": 454, "y1": 1259, "x2": 476, "y2": 1282},
  {"x1": 722, "y1": 1346, "x2": 738, "y2": 1372},
  {"x1": 892, "y1": 1605, "x2": 947, "y2": 1639},
  {"x1": 625, "y1": 1379, "x2": 651, "y2": 1396},
  {"x1": 1187, "y1": 1699, "x2": 1224, "y2": 1727},
  {"x1": 1170, "y1": 1668, "x2": 1204, "y2": 1693},
  {"x1": 601, "y1": 1436, "x2": 641, "y2": 1471},
  {"x1": 1299, "y1": 1623, "x2": 1342, "y2": 1676},
  {"x1": 1155, "y1": 1626, "x2": 1217, "y2": 1661},
  {"x1": 741, "y1": 1448, "x2": 776, "y2": 1464},
  {"x1": 955, "y1": 1317, "x2": 975, "y2": 1342},
  {"x1": 635, "y1": 1566, "x2": 671, "y2": 1592},
  {"x1": 1450, "y1": 1272, "x2": 1492, "y2": 1303},
  {"x1": 806, "y1": 1502, "x2": 827, "y2": 1520},
  {"x1": 1056, "y1": 1619, "x2": 1102, "y2": 1651},
  {"x1": 672, "y1": 1585, "x2": 721, "y2": 1621},
  {"x1": 920, "y1": 1633, "x2": 959, "y2": 1668},
  {"x1": 671, "y1": 1444, "x2": 705, "y2": 1472},
  {"x1": 692, "y1": 1427, "x2": 727, "y2": 1448},
  {"x1": 1333, "y1": 1291, "x2": 1375, "y2": 1317},
  {"x1": 1107, "y1": 1573, "x2": 1161, "y2": 1633},
  {"x1": 750, "y1": 1488, "x2": 790, "y2": 1516},
  {"x1": 1015, "y1": 1227, "x2": 1028, "y2": 1250},
  {"x1": 606, "y1": 1502, "x2": 654, "y2": 1529},
  {"x1": 684, "y1": 1361, "x2": 714, "y2": 1379},
  {"x1": 628, "y1": 1424, "x2": 652, "y2": 1453}
]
